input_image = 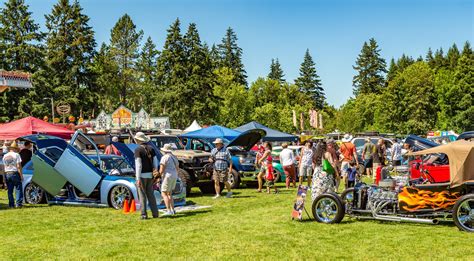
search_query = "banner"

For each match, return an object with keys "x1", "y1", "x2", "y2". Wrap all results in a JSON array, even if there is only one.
[
  {"x1": 300, "y1": 112, "x2": 304, "y2": 131},
  {"x1": 319, "y1": 113, "x2": 323, "y2": 129},
  {"x1": 292, "y1": 110, "x2": 297, "y2": 128}
]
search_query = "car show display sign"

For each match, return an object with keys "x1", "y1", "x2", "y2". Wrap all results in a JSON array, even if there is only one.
[
  {"x1": 112, "y1": 105, "x2": 133, "y2": 128},
  {"x1": 94, "y1": 106, "x2": 170, "y2": 131},
  {"x1": 291, "y1": 185, "x2": 309, "y2": 221},
  {"x1": 95, "y1": 110, "x2": 112, "y2": 131}
]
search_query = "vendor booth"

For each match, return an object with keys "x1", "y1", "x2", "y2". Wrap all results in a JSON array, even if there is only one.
[
  {"x1": 0, "y1": 116, "x2": 74, "y2": 140},
  {"x1": 234, "y1": 121, "x2": 297, "y2": 142}
]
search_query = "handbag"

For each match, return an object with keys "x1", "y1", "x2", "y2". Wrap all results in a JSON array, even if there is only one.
[{"x1": 322, "y1": 159, "x2": 335, "y2": 175}]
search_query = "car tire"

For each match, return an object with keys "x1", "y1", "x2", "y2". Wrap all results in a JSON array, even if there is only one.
[
  {"x1": 109, "y1": 185, "x2": 133, "y2": 210},
  {"x1": 273, "y1": 169, "x2": 282, "y2": 183},
  {"x1": 228, "y1": 169, "x2": 240, "y2": 189},
  {"x1": 177, "y1": 169, "x2": 192, "y2": 196},
  {"x1": 452, "y1": 194, "x2": 474, "y2": 232},
  {"x1": 24, "y1": 182, "x2": 45, "y2": 204},
  {"x1": 312, "y1": 193, "x2": 345, "y2": 224},
  {"x1": 340, "y1": 188, "x2": 355, "y2": 212}
]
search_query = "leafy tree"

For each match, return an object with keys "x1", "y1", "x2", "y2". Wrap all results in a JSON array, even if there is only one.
[
  {"x1": 352, "y1": 38, "x2": 387, "y2": 95},
  {"x1": 451, "y1": 52, "x2": 474, "y2": 131},
  {"x1": 268, "y1": 58, "x2": 285, "y2": 83},
  {"x1": 217, "y1": 27, "x2": 247, "y2": 86},
  {"x1": 295, "y1": 49, "x2": 325, "y2": 110},
  {"x1": 0, "y1": 0, "x2": 45, "y2": 120},
  {"x1": 109, "y1": 14, "x2": 143, "y2": 108},
  {"x1": 36, "y1": 0, "x2": 96, "y2": 119}
]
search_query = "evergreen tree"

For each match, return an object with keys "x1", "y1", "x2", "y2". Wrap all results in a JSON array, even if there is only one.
[
  {"x1": 90, "y1": 43, "x2": 120, "y2": 112},
  {"x1": 461, "y1": 41, "x2": 472, "y2": 56},
  {"x1": 433, "y1": 48, "x2": 447, "y2": 69},
  {"x1": 446, "y1": 43, "x2": 460, "y2": 69},
  {"x1": 109, "y1": 14, "x2": 143, "y2": 108},
  {"x1": 0, "y1": 0, "x2": 44, "y2": 120},
  {"x1": 425, "y1": 48, "x2": 435, "y2": 68},
  {"x1": 386, "y1": 58, "x2": 398, "y2": 83},
  {"x1": 452, "y1": 51, "x2": 474, "y2": 131},
  {"x1": 295, "y1": 49, "x2": 325, "y2": 110},
  {"x1": 268, "y1": 58, "x2": 285, "y2": 83},
  {"x1": 217, "y1": 27, "x2": 247, "y2": 85},
  {"x1": 396, "y1": 54, "x2": 415, "y2": 72},
  {"x1": 37, "y1": 0, "x2": 96, "y2": 119},
  {"x1": 137, "y1": 36, "x2": 159, "y2": 113},
  {"x1": 352, "y1": 38, "x2": 387, "y2": 95}
]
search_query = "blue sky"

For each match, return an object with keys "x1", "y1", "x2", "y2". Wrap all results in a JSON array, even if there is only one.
[{"x1": 8, "y1": 0, "x2": 474, "y2": 107}]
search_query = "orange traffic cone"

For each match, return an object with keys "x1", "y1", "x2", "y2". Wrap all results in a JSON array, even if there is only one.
[
  {"x1": 129, "y1": 199, "x2": 136, "y2": 212},
  {"x1": 123, "y1": 199, "x2": 130, "y2": 214}
]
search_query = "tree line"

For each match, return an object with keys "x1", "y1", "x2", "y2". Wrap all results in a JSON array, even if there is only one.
[{"x1": 1, "y1": 0, "x2": 472, "y2": 134}]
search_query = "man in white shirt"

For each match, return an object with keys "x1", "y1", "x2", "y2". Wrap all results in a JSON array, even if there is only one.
[
  {"x1": 3, "y1": 141, "x2": 23, "y2": 208},
  {"x1": 279, "y1": 143, "x2": 296, "y2": 189}
]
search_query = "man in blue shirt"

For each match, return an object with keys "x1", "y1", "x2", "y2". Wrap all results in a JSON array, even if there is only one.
[{"x1": 210, "y1": 138, "x2": 233, "y2": 199}]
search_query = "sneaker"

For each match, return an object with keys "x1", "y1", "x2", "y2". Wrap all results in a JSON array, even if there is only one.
[
  {"x1": 141, "y1": 215, "x2": 148, "y2": 220},
  {"x1": 226, "y1": 192, "x2": 233, "y2": 198},
  {"x1": 171, "y1": 210, "x2": 176, "y2": 215},
  {"x1": 161, "y1": 211, "x2": 173, "y2": 217},
  {"x1": 213, "y1": 194, "x2": 221, "y2": 199}
]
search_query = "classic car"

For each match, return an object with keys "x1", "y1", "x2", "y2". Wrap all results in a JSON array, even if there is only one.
[
  {"x1": 179, "y1": 129, "x2": 266, "y2": 192},
  {"x1": 21, "y1": 131, "x2": 186, "y2": 209},
  {"x1": 311, "y1": 140, "x2": 474, "y2": 232}
]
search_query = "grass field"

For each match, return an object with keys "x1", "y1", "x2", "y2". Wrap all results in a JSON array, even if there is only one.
[{"x1": 0, "y1": 182, "x2": 473, "y2": 260}]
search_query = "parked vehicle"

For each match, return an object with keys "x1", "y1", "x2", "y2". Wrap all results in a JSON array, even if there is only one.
[
  {"x1": 148, "y1": 134, "x2": 211, "y2": 195},
  {"x1": 21, "y1": 131, "x2": 186, "y2": 209},
  {"x1": 180, "y1": 129, "x2": 266, "y2": 192},
  {"x1": 311, "y1": 140, "x2": 474, "y2": 232},
  {"x1": 352, "y1": 137, "x2": 393, "y2": 174},
  {"x1": 457, "y1": 131, "x2": 474, "y2": 142}
]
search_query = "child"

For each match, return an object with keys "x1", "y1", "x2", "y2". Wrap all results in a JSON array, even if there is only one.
[
  {"x1": 265, "y1": 163, "x2": 278, "y2": 194},
  {"x1": 347, "y1": 162, "x2": 358, "y2": 188}
]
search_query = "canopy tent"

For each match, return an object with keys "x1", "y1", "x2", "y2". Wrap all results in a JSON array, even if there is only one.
[
  {"x1": 408, "y1": 140, "x2": 474, "y2": 187},
  {"x1": 0, "y1": 116, "x2": 74, "y2": 140},
  {"x1": 179, "y1": 125, "x2": 241, "y2": 141},
  {"x1": 183, "y1": 120, "x2": 202, "y2": 133},
  {"x1": 234, "y1": 121, "x2": 298, "y2": 142}
]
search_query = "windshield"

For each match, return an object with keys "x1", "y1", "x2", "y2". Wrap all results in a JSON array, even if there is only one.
[
  {"x1": 150, "y1": 136, "x2": 184, "y2": 150},
  {"x1": 101, "y1": 156, "x2": 133, "y2": 171}
]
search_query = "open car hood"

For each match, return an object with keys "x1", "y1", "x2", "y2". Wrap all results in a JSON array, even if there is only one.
[
  {"x1": 404, "y1": 135, "x2": 439, "y2": 151},
  {"x1": 226, "y1": 129, "x2": 266, "y2": 151},
  {"x1": 112, "y1": 142, "x2": 162, "y2": 169}
]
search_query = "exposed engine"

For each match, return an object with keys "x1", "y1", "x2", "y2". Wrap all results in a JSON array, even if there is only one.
[{"x1": 353, "y1": 179, "x2": 399, "y2": 214}]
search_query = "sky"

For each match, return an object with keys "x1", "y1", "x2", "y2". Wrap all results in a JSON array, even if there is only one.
[{"x1": 6, "y1": 0, "x2": 473, "y2": 107}]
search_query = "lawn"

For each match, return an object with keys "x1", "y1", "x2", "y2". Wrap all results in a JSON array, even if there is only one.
[{"x1": 0, "y1": 183, "x2": 473, "y2": 260}]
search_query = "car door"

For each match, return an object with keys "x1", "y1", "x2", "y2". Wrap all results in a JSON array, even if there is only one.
[
  {"x1": 53, "y1": 131, "x2": 103, "y2": 196},
  {"x1": 31, "y1": 143, "x2": 68, "y2": 196}
]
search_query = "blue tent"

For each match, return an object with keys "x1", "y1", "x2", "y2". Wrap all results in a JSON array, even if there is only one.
[
  {"x1": 234, "y1": 121, "x2": 298, "y2": 142},
  {"x1": 179, "y1": 125, "x2": 241, "y2": 141}
]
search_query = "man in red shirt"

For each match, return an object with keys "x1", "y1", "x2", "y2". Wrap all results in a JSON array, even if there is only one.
[{"x1": 339, "y1": 134, "x2": 358, "y2": 190}]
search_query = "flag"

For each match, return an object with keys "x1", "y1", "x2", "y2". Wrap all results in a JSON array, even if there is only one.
[
  {"x1": 300, "y1": 112, "x2": 304, "y2": 130},
  {"x1": 314, "y1": 110, "x2": 319, "y2": 129},
  {"x1": 319, "y1": 112, "x2": 323, "y2": 129},
  {"x1": 309, "y1": 109, "x2": 314, "y2": 127},
  {"x1": 292, "y1": 110, "x2": 297, "y2": 128}
]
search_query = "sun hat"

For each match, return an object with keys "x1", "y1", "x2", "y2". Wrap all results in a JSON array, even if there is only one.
[
  {"x1": 9, "y1": 141, "x2": 19, "y2": 149},
  {"x1": 161, "y1": 143, "x2": 173, "y2": 153},
  {"x1": 212, "y1": 138, "x2": 224, "y2": 144},
  {"x1": 134, "y1": 132, "x2": 150, "y2": 143},
  {"x1": 111, "y1": 136, "x2": 119, "y2": 142},
  {"x1": 342, "y1": 134, "x2": 353, "y2": 142},
  {"x1": 365, "y1": 137, "x2": 371, "y2": 142}
]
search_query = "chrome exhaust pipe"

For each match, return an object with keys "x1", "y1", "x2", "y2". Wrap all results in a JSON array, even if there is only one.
[{"x1": 373, "y1": 214, "x2": 438, "y2": 224}]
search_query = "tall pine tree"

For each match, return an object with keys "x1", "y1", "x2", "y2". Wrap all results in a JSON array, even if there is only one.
[
  {"x1": 352, "y1": 38, "x2": 387, "y2": 95},
  {"x1": 268, "y1": 58, "x2": 285, "y2": 83},
  {"x1": 0, "y1": 0, "x2": 44, "y2": 120},
  {"x1": 217, "y1": 27, "x2": 247, "y2": 86},
  {"x1": 446, "y1": 43, "x2": 460, "y2": 69},
  {"x1": 109, "y1": 14, "x2": 143, "y2": 108},
  {"x1": 295, "y1": 49, "x2": 325, "y2": 110},
  {"x1": 137, "y1": 36, "x2": 159, "y2": 113}
]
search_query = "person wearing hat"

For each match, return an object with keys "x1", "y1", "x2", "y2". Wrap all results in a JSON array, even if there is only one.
[
  {"x1": 3, "y1": 141, "x2": 24, "y2": 208},
  {"x1": 339, "y1": 134, "x2": 358, "y2": 190},
  {"x1": 210, "y1": 138, "x2": 233, "y2": 199},
  {"x1": 105, "y1": 136, "x2": 121, "y2": 156},
  {"x1": 362, "y1": 138, "x2": 375, "y2": 178},
  {"x1": 133, "y1": 132, "x2": 159, "y2": 219},
  {"x1": 159, "y1": 144, "x2": 180, "y2": 215}
]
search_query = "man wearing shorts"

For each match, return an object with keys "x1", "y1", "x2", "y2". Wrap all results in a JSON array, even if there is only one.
[
  {"x1": 160, "y1": 144, "x2": 179, "y2": 216},
  {"x1": 339, "y1": 134, "x2": 358, "y2": 190},
  {"x1": 298, "y1": 141, "x2": 314, "y2": 187},
  {"x1": 279, "y1": 143, "x2": 296, "y2": 189},
  {"x1": 362, "y1": 138, "x2": 375, "y2": 178},
  {"x1": 210, "y1": 138, "x2": 233, "y2": 199}
]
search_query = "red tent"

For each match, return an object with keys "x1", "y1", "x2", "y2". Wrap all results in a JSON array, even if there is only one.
[{"x1": 0, "y1": 116, "x2": 74, "y2": 140}]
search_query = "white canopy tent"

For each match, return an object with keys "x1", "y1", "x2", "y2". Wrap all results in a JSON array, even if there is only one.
[{"x1": 183, "y1": 120, "x2": 202, "y2": 133}]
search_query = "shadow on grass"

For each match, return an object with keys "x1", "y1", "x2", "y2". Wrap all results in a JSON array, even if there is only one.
[{"x1": 161, "y1": 209, "x2": 212, "y2": 219}]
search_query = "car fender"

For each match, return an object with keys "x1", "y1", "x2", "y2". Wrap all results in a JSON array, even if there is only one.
[{"x1": 100, "y1": 177, "x2": 138, "y2": 205}]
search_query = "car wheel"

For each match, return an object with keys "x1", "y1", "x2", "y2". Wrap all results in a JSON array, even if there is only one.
[
  {"x1": 340, "y1": 188, "x2": 355, "y2": 213},
  {"x1": 312, "y1": 193, "x2": 345, "y2": 224},
  {"x1": 453, "y1": 194, "x2": 474, "y2": 232},
  {"x1": 273, "y1": 169, "x2": 282, "y2": 183},
  {"x1": 177, "y1": 169, "x2": 192, "y2": 196},
  {"x1": 24, "y1": 182, "x2": 45, "y2": 204},
  {"x1": 228, "y1": 169, "x2": 240, "y2": 189},
  {"x1": 109, "y1": 185, "x2": 132, "y2": 210}
]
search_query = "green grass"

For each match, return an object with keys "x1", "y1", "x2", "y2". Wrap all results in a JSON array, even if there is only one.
[{"x1": 0, "y1": 184, "x2": 473, "y2": 260}]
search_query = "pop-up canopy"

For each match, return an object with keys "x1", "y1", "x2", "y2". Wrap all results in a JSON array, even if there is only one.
[
  {"x1": 183, "y1": 120, "x2": 202, "y2": 133},
  {"x1": 234, "y1": 121, "x2": 297, "y2": 142},
  {"x1": 0, "y1": 116, "x2": 74, "y2": 140},
  {"x1": 180, "y1": 125, "x2": 241, "y2": 141}
]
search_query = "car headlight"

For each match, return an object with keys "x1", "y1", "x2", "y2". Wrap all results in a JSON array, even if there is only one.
[{"x1": 239, "y1": 157, "x2": 245, "y2": 164}]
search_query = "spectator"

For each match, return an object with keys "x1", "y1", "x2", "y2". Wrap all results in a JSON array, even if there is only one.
[
  {"x1": 339, "y1": 134, "x2": 358, "y2": 190},
  {"x1": 391, "y1": 139, "x2": 402, "y2": 166},
  {"x1": 347, "y1": 162, "x2": 358, "y2": 188},
  {"x1": 160, "y1": 144, "x2": 179, "y2": 216},
  {"x1": 134, "y1": 132, "x2": 159, "y2": 220},
  {"x1": 280, "y1": 143, "x2": 296, "y2": 189},
  {"x1": 210, "y1": 138, "x2": 233, "y2": 198},
  {"x1": 372, "y1": 138, "x2": 385, "y2": 182},
  {"x1": 362, "y1": 138, "x2": 375, "y2": 178},
  {"x1": 105, "y1": 136, "x2": 121, "y2": 156},
  {"x1": 3, "y1": 142, "x2": 24, "y2": 208},
  {"x1": 298, "y1": 141, "x2": 314, "y2": 187},
  {"x1": 256, "y1": 142, "x2": 272, "y2": 193},
  {"x1": 19, "y1": 141, "x2": 33, "y2": 168},
  {"x1": 311, "y1": 142, "x2": 337, "y2": 201}
]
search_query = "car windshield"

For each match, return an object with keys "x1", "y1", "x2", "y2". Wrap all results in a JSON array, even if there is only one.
[
  {"x1": 100, "y1": 157, "x2": 133, "y2": 171},
  {"x1": 151, "y1": 136, "x2": 184, "y2": 150}
]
